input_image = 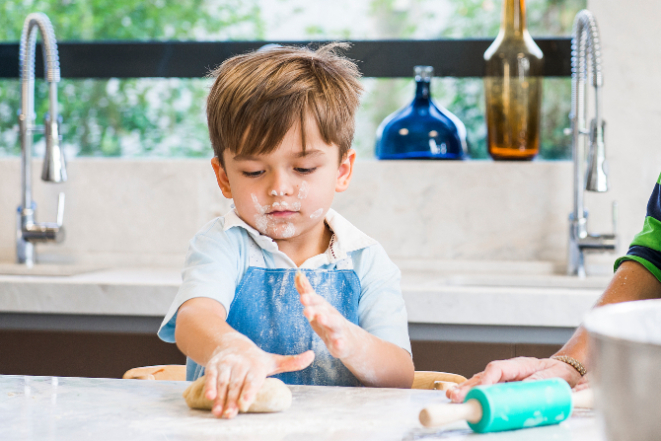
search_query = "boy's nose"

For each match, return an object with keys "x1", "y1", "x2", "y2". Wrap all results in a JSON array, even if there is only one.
[{"x1": 268, "y1": 172, "x2": 294, "y2": 197}]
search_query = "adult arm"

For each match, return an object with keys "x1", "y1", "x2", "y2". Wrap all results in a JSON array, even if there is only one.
[{"x1": 448, "y1": 260, "x2": 661, "y2": 402}]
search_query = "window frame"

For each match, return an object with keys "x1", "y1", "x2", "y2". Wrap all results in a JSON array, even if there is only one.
[{"x1": 0, "y1": 38, "x2": 571, "y2": 79}]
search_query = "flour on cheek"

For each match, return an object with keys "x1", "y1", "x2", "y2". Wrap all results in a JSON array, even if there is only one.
[
  {"x1": 298, "y1": 180, "x2": 315, "y2": 220},
  {"x1": 251, "y1": 194, "x2": 269, "y2": 215},
  {"x1": 251, "y1": 193, "x2": 271, "y2": 235},
  {"x1": 297, "y1": 181, "x2": 309, "y2": 199},
  {"x1": 310, "y1": 208, "x2": 324, "y2": 219}
]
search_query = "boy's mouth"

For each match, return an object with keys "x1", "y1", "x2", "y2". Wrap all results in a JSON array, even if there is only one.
[{"x1": 266, "y1": 210, "x2": 298, "y2": 218}]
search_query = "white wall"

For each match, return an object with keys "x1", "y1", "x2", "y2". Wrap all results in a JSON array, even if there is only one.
[
  {"x1": 0, "y1": 159, "x2": 601, "y2": 269},
  {"x1": 585, "y1": 0, "x2": 661, "y2": 259}
]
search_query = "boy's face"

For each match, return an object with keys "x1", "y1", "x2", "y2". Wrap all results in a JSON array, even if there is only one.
[{"x1": 211, "y1": 117, "x2": 355, "y2": 242}]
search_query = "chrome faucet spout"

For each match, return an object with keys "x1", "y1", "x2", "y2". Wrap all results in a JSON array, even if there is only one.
[
  {"x1": 16, "y1": 13, "x2": 66, "y2": 266},
  {"x1": 567, "y1": 10, "x2": 616, "y2": 277}
]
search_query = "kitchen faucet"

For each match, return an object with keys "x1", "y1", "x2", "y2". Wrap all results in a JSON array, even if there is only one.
[
  {"x1": 567, "y1": 10, "x2": 617, "y2": 277},
  {"x1": 16, "y1": 13, "x2": 66, "y2": 266}
]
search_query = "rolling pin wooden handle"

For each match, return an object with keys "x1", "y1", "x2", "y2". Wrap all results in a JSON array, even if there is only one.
[
  {"x1": 572, "y1": 388, "x2": 594, "y2": 409},
  {"x1": 419, "y1": 399, "x2": 483, "y2": 428}
]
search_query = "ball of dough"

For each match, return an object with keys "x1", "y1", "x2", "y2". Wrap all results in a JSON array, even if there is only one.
[{"x1": 182, "y1": 376, "x2": 292, "y2": 413}]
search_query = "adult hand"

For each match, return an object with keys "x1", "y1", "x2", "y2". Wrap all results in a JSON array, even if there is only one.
[
  {"x1": 447, "y1": 357, "x2": 583, "y2": 403},
  {"x1": 203, "y1": 333, "x2": 314, "y2": 418},
  {"x1": 295, "y1": 271, "x2": 359, "y2": 359},
  {"x1": 573, "y1": 373, "x2": 590, "y2": 392}
]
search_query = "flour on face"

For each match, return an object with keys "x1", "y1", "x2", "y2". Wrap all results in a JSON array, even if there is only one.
[
  {"x1": 310, "y1": 208, "x2": 324, "y2": 219},
  {"x1": 250, "y1": 193, "x2": 298, "y2": 238},
  {"x1": 271, "y1": 201, "x2": 302, "y2": 211},
  {"x1": 252, "y1": 194, "x2": 269, "y2": 215},
  {"x1": 281, "y1": 223, "x2": 296, "y2": 238},
  {"x1": 252, "y1": 193, "x2": 272, "y2": 235},
  {"x1": 298, "y1": 181, "x2": 309, "y2": 200}
]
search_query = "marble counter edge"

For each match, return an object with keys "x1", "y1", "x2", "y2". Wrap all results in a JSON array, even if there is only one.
[{"x1": 0, "y1": 268, "x2": 602, "y2": 328}]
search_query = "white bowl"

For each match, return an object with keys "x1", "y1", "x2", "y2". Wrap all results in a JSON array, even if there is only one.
[{"x1": 584, "y1": 299, "x2": 661, "y2": 441}]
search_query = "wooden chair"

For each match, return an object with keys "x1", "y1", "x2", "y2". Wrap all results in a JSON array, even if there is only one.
[
  {"x1": 122, "y1": 365, "x2": 467, "y2": 390},
  {"x1": 123, "y1": 364, "x2": 186, "y2": 381},
  {"x1": 411, "y1": 371, "x2": 467, "y2": 391}
]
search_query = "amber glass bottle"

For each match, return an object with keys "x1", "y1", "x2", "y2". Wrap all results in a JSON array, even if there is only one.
[{"x1": 484, "y1": 0, "x2": 543, "y2": 160}]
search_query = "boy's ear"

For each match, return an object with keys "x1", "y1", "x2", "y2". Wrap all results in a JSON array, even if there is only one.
[
  {"x1": 335, "y1": 149, "x2": 356, "y2": 193},
  {"x1": 211, "y1": 156, "x2": 233, "y2": 199}
]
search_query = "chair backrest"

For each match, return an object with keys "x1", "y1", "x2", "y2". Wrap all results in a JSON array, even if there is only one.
[
  {"x1": 122, "y1": 365, "x2": 186, "y2": 381},
  {"x1": 412, "y1": 371, "x2": 467, "y2": 390},
  {"x1": 122, "y1": 365, "x2": 468, "y2": 389}
]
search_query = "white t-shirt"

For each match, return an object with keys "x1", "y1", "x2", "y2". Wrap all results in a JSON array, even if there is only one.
[{"x1": 158, "y1": 208, "x2": 411, "y2": 354}]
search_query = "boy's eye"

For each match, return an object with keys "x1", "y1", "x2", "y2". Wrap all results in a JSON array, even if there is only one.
[
  {"x1": 242, "y1": 170, "x2": 264, "y2": 177},
  {"x1": 295, "y1": 167, "x2": 317, "y2": 174}
]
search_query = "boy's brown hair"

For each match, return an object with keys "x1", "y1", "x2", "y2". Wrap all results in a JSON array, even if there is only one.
[{"x1": 207, "y1": 43, "x2": 363, "y2": 166}]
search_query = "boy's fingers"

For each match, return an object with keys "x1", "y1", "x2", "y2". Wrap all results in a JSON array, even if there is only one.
[
  {"x1": 238, "y1": 372, "x2": 264, "y2": 413},
  {"x1": 315, "y1": 312, "x2": 343, "y2": 335},
  {"x1": 309, "y1": 292, "x2": 326, "y2": 305},
  {"x1": 213, "y1": 366, "x2": 232, "y2": 416},
  {"x1": 271, "y1": 350, "x2": 315, "y2": 375},
  {"x1": 294, "y1": 271, "x2": 315, "y2": 294},
  {"x1": 316, "y1": 313, "x2": 328, "y2": 327},
  {"x1": 300, "y1": 292, "x2": 325, "y2": 306},
  {"x1": 323, "y1": 312, "x2": 344, "y2": 330},
  {"x1": 331, "y1": 337, "x2": 344, "y2": 352},
  {"x1": 222, "y1": 368, "x2": 248, "y2": 419},
  {"x1": 204, "y1": 366, "x2": 219, "y2": 401},
  {"x1": 303, "y1": 307, "x2": 316, "y2": 321}
]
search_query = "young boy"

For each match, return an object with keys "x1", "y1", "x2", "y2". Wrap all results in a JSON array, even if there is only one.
[{"x1": 158, "y1": 44, "x2": 414, "y2": 419}]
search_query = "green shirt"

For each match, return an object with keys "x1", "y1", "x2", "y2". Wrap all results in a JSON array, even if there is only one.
[{"x1": 615, "y1": 172, "x2": 661, "y2": 282}]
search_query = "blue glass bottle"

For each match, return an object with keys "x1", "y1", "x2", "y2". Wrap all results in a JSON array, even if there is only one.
[{"x1": 375, "y1": 66, "x2": 467, "y2": 160}]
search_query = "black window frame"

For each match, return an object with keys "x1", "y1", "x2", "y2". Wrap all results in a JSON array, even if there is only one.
[{"x1": 0, "y1": 38, "x2": 570, "y2": 79}]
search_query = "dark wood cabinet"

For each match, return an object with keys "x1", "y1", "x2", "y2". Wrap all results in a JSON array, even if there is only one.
[{"x1": 0, "y1": 330, "x2": 561, "y2": 380}]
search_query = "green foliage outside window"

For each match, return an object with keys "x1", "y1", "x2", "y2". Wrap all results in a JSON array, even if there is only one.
[{"x1": 0, "y1": 0, "x2": 584, "y2": 160}]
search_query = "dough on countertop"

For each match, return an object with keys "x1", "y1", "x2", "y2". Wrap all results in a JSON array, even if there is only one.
[{"x1": 183, "y1": 376, "x2": 292, "y2": 413}]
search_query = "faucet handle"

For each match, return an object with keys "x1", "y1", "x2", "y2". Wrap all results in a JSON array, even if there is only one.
[
  {"x1": 585, "y1": 118, "x2": 608, "y2": 192},
  {"x1": 56, "y1": 192, "x2": 65, "y2": 227},
  {"x1": 42, "y1": 112, "x2": 67, "y2": 183}
]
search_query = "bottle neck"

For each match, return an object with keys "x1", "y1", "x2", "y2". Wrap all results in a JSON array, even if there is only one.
[
  {"x1": 501, "y1": 0, "x2": 526, "y2": 38},
  {"x1": 415, "y1": 80, "x2": 431, "y2": 100}
]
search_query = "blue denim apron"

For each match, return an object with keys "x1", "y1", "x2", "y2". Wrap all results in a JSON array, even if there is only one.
[{"x1": 186, "y1": 263, "x2": 362, "y2": 386}]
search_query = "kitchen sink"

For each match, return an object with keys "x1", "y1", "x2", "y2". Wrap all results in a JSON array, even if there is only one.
[{"x1": 396, "y1": 259, "x2": 612, "y2": 290}]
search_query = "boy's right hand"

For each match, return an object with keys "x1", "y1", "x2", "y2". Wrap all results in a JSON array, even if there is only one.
[{"x1": 203, "y1": 333, "x2": 314, "y2": 419}]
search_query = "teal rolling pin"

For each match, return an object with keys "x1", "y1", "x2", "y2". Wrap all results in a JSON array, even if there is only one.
[{"x1": 419, "y1": 379, "x2": 594, "y2": 433}]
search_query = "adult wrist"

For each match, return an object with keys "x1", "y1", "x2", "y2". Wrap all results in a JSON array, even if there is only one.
[{"x1": 551, "y1": 355, "x2": 587, "y2": 377}]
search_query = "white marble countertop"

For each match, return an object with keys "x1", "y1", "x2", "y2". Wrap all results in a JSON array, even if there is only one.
[
  {"x1": 0, "y1": 375, "x2": 602, "y2": 441},
  {"x1": 0, "y1": 265, "x2": 607, "y2": 329}
]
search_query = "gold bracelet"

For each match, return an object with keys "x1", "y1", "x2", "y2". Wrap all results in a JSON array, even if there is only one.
[{"x1": 551, "y1": 355, "x2": 587, "y2": 377}]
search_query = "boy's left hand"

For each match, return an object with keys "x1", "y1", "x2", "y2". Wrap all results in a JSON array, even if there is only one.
[{"x1": 295, "y1": 272, "x2": 358, "y2": 359}]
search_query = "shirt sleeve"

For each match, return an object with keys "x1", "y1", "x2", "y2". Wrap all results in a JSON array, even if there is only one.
[
  {"x1": 157, "y1": 218, "x2": 244, "y2": 343},
  {"x1": 352, "y1": 243, "x2": 412, "y2": 355},
  {"x1": 614, "y1": 172, "x2": 661, "y2": 282}
]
